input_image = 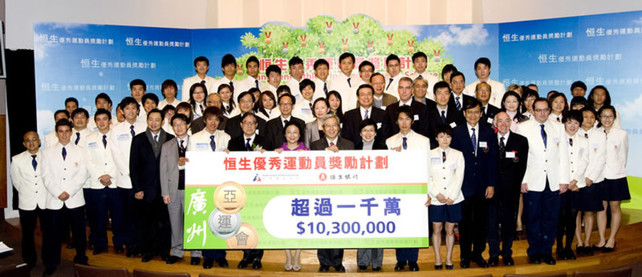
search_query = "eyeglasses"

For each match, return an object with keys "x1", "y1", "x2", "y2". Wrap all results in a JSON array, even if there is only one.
[{"x1": 534, "y1": 108, "x2": 550, "y2": 113}]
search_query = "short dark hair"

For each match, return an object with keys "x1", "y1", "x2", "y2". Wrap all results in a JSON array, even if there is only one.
[
  {"x1": 65, "y1": 97, "x2": 78, "y2": 107},
  {"x1": 563, "y1": 110, "x2": 583, "y2": 124},
  {"x1": 171, "y1": 113, "x2": 189, "y2": 126},
  {"x1": 54, "y1": 109, "x2": 69, "y2": 120},
  {"x1": 282, "y1": 121, "x2": 303, "y2": 140},
  {"x1": 434, "y1": 125, "x2": 454, "y2": 139},
  {"x1": 356, "y1": 84, "x2": 374, "y2": 97},
  {"x1": 370, "y1": 72, "x2": 385, "y2": 83},
  {"x1": 202, "y1": 106, "x2": 224, "y2": 122},
  {"x1": 412, "y1": 51, "x2": 427, "y2": 62},
  {"x1": 246, "y1": 56, "x2": 259, "y2": 67},
  {"x1": 194, "y1": 56, "x2": 209, "y2": 67},
  {"x1": 55, "y1": 119, "x2": 73, "y2": 132},
  {"x1": 441, "y1": 64, "x2": 457, "y2": 78},
  {"x1": 570, "y1": 96, "x2": 588, "y2": 109},
  {"x1": 161, "y1": 105, "x2": 176, "y2": 119},
  {"x1": 450, "y1": 71, "x2": 465, "y2": 83},
  {"x1": 142, "y1": 93, "x2": 159, "y2": 106},
  {"x1": 240, "y1": 112, "x2": 257, "y2": 124},
  {"x1": 580, "y1": 106, "x2": 598, "y2": 119},
  {"x1": 266, "y1": 64, "x2": 282, "y2": 76},
  {"x1": 339, "y1": 52, "x2": 355, "y2": 64},
  {"x1": 94, "y1": 108, "x2": 112, "y2": 121},
  {"x1": 278, "y1": 93, "x2": 296, "y2": 105},
  {"x1": 598, "y1": 105, "x2": 617, "y2": 120},
  {"x1": 359, "y1": 118, "x2": 378, "y2": 133},
  {"x1": 397, "y1": 106, "x2": 414, "y2": 122},
  {"x1": 175, "y1": 102, "x2": 193, "y2": 124},
  {"x1": 433, "y1": 81, "x2": 450, "y2": 93},
  {"x1": 312, "y1": 98, "x2": 330, "y2": 118},
  {"x1": 95, "y1": 93, "x2": 112, "y2": 106},
  {"x1": 386, "y1": 54, "x2": 400, "y2": 66},
  {"x1": 129, "y1": 79, "x2": 146, "y2": 91},
  {"x1": 533, "y1": 97, "x2": 550, "y2": 110},
  {"x1": 288, "y1": 56, "x2": 303, "y2": 68},
  {"x1": 299, "y1": 79, "x2": 315, "y2": 92},
  {"x1": 358, "y1": 60, "x2": 374, "y2": 72},
  {"x1": 237, "y1": 91, "x2": 255, "y2": 103},
  {"x1": 71, "y1": 108, "x2": 89, "y2": 119},
  {"x1": 161, "y1": 79, "x2": 178, "y2": 98},
  {"x1": 276, "y1": 85, "x2": 291, "y2": 96},
  {"x1": 570, "y1": 81, "x2": 587, "y2": 92},
  {"x1": 462, "y1": 98, "x2": 482, "y2": 112},
  {"x1": 119, "y1": 97, "x2": 140, "y2": 111},
  {"x1": 474, "y1": 57, "x2": 491, "y2": 69},
  {"x1": 221, "y1": 54, "x2": 237, "y2": 68},
  {"x1": 313, "y1": 59, "x2": 329, "y2": 70},
  {"x1": 147, "y1": 108, "x2": 162, "y2": 119}
]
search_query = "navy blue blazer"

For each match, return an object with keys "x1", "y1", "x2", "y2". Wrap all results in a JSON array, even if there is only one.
[{"x1": 450, "y1": 123, "x2": 498, "y2": 199}]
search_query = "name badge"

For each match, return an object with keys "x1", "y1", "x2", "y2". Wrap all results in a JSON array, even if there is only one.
[
  {"x1": 117, "y1": 134, "x2": 129, "y2": 141},
  {"x1": 376, "y1": 122, "x2": 382, "y2": 129},
  {"x1": 196, "y1": 143, "x2": 209, "y2": 151},
  {"x1": 449, "y1": 122, "x2": 457, "y2": 128},
  {"x1": 414, "y1": 114, "x2": 419, "y2": 121},
  {"x1": 487, "y1": 117, "x2": 494, "y2": 124},
  {"x1": 505, "y1": 151, "x2": 516, "y2": 158},
  {"x1": 431, "y1": 157, "x2": 441, "y2": 165},
  {"x1": 578, "y1": 148, "x2": 584, "y2": 156},
  {"x1": 88, "y1": 142, "x2": 98, "y2": 149},
  {"x1": 302, "y1": 107, "x2": 312, "y2": 114},
  {"x1": 450, "y1": 163, "x2": 458, "y2": 170},
  {"x1": 479, "y1": 141, "x2": 488, "y2": 148}
]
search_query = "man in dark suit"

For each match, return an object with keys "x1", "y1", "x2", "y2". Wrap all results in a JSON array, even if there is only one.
[
  {"x1": 449, "y1": 71, "x2": 474, "y2": 111},
  {"x1": 264, "y1": 94, "x2": 305, "y2": 150},
  {"x1": 450, "y1": 98, "x2": 498, "y2": 269},
  {"x1": 225, "y1": 91, "x2": 266, "y2": 138},
  {"x1": 342, "y1": 84, "x2": 386, "y2": 145},
  {"x1": 310, "y1": 114, "x2": 353, "y2": 272},
  {"x1": 427, "y1": 81, "x2": 464, "y2": 147},
  {"x1": 487, "y1": 112, "x2": 528, "y2": 267},
  {"x1": 130, "y1": 109, "x2": 174, "y2": 263},
  {"x1": 411, "y1": 76, "x2": 437, "y2": 111},
  {"x1": 476, "y1": 82, "x2": 501, "y2": 127},
  {"x1": 190, "y1": 93, "x2": 227, "y2": 133},
  {"x1": 381, "y1": 77, "x2": 430, "y2": 139}
]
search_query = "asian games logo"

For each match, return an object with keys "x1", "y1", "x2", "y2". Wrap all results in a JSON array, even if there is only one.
[{"x1": 252, "y1": 174, "x2": 262, "y2": 182}]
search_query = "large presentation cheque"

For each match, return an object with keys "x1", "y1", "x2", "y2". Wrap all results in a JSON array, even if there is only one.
[{"x1": 183, "y1": 150, "x2": 429, "y2": 249}]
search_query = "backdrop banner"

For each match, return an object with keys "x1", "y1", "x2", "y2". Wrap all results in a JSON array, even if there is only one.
[{"x1": 183, "y1": 150, "x2": 429, "y2": 249}]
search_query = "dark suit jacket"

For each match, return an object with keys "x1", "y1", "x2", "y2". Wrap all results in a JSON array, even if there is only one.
[
  {"x1": 480, "y1": 104, "x2": 501, "y2": 127},
  {"x1": 341, "y1": 107, "x2": 386, "y2": 145},
  {"x1": 264, "y1": 116, "x2": 306, "y2": 150},
  {"x1": 413, "y1": 96, "x2": 437, "y2": 111},
  {"x1": 227, "y1": 135, "x2": 272, "y2": 152},
  {"x1": 381, "y1": 101, "x2": 430, "y2": 139},
  {"x1": 310, "y1": 137, "x2": 354, "y2": 151},
  {"x1": 354, "y1": 140, "x2": 387, "y2": 150},
  {"x1": 426, "y1": 105, "x2": 465, "y2": 147},
  {"x1": 448, "y1": 93, "x2": 475, "y2": 111},
  {"x1": 496, "y1": 131, "x2": 529, "y2": 200},
  {"x1": 130, "y1": 129, "x2": 174, "y2": 203},
  {"x1": 450, "y1": 123, "x2": 498, "y2": 199},
  {"x1": 190, "y1": 116, "x2": 227, "y2": 134},
  {"x1": 224, "y1": 114, "x2": 266, "y2": 139}
]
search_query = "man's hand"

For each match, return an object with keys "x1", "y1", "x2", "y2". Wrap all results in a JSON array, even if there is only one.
[
  {"x1": 521, "y1": 183, "x2": 528, "y2": 194},
  {"x1": 424, "y1": 195, "x2": 431, "y2": 207},
  {"x1": 99, "y1": 174, "x2": 112, "y2": 186},
  {"x1": 585, "y1": 177, "x2": 593, "y2": 187},
  {"x1": 485, "y1": 187, "x2": 495, "y2": 199},
  {"x1": 163, "y1": 195, "x2": 171, "y2": 204},
  {"x1": 178, "y1": 157, "x2": 189, "y2": 167},
  {"x1": 326, "y1": 145, "x2": 339, "y2": 153},
  {"x1": 135, "y1": 191, "x2": 144, "y2": 200}
]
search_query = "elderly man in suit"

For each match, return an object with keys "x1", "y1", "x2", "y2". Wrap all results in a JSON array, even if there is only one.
[
  {"x1": 516, "y1": 98, "x2": 569, "y2": 265},
  {"x1": 265, "y1": 94, "x2": 306, "y2": 150},
  {"x1": 130, "y1": 109, "x2": 175, "y2": 263},
  {"x1": 487, "y1": 112, "x2": 529, "y2": 266},
  {"x1": 341, "y1": 84, "x2": 386, "y2": 145},
  {"x1": 369, "y1": 73, "x2": 398, "y2": 109},
  {"x1": 160, "y1": 113, "x2": 202, "y2": 265},
  {"x1": 225, "y1": 91, "x2": 266, "y2": 138},
  {"x1": 382, "y1": 77, "x2": 430, "y2": 139},
  {"x1": 310, "y1": 114, "x2": 353, "y2": 272},
  {"x1": 450, "y1": 98, "x2": 498, "y2": 269}
]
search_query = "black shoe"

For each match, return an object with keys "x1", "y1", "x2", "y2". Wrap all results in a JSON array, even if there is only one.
[
  {"x1": 216, "y1": 259, "x2": 228, "y2": 267},
  {"x1": 334, "y1": 264, "x2": 345, "y2": 272},
  {"x1": 252, "y1": 260, "x2": 262, "y2": 269},
  {"x1": 115, "y1": 246, "x2": 124, "y2": 254},
  {"x1": 488, "y1": 256, "x2": 499, "y2": 267},
  {"x1": 93, "y1": 248, "x2": 106, "y2": 255},
  {"x1": 358, "y1": 265, "x2": 368, "y2": 271},
  {"x1": 460, "y1": 259, "x2": 470, "y2": 268},
  {"x1": 503, "y1": 256, "x2": 515, "y2": 266},
  {"x1": 603, "y1": 242, "x2": 616, "y2": 253},
  {"x1": 319, "y1": 265, "x2": 330, "y2": 272},
  {"x1": 394, "y1": 262, "x2": 406, "y2": 271},
  {"x1": 126, "y1": 248, "x2": 139, "y2": 258},
  {"x1": 408, "y1": 262, "x2": 419, "y2": 271},
  {"x1": 473, "y1": 257, "x2": 488, "y2": 268},
  {"x1": 87, "y1": 243, "x2": 94, "y2": 250},
  {"x1": 576, "y1": 246, "x2": 585, "y2": 255},
  {"x1": 237, "y1": 259, "x2": 249, "y2": 269},
  {"x1": 160, "y1": 254, "x2": 169, "y2": 262},
  {"x1": 557, "y1": 249, "x2": 566, "y2": 260},
  {"x1": 434, "y1": 264, "x2": 443, "y2": 270},
  {"x1": 445, "y1": 264, "x2": 454, "y2": 270},
  {"x1": 202, "y1": 259, "x2": 214, "y2": 269},
  {"x1": 166, "y1": 256, "x2": 181, "y2": 264},
  {"x1": 372, "y1": 267, "x2": 381, "y2": 272},
  {"x1": 565, "y1": 248, "x2": 576, "y2": 260},
  {"x1": 528, "y1": 255, "x2": 541, "y2": 264},
  {"x1": 542, "y1": 255, "x2": 556, "y2": 265},
  {"x1": 141, "y1": 254, "x2": 154, "y2": 262},
  {"x1": 584, "y1": 246, "x2": 594, "y2": 256},
  {"x1": 190, "y1": 257, "x2": 201, "y2": 265},
  {"x1": 592, "y1": 244, "x2": 605, "y2": 251}
]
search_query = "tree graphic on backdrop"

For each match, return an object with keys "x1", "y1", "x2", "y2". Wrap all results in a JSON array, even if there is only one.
[{"x1": 236, "y1": 14, "x2": 452, "y2": 79}]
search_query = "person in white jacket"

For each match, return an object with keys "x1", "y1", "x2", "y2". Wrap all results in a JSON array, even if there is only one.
[{"x1": 427, "y1": 125, "x2": 464, "y2": 270}]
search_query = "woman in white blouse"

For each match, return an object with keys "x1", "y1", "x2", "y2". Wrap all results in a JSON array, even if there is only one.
[
  {"x1": 427, "y1": 125, "x2": 464, "y2": 270},
  {"x1": 595, "y1": 105, "x2": 629, "y2": 252}
]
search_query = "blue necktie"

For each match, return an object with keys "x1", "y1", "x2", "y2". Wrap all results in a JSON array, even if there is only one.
[
  {"x1": 31, "y1": 155, "x2": 37, "y2": 170},
  {"x1": 130, "y1": 125, "x2": 135, "y2": 137},
  {"x1": 255, "y1": 79, "x2": 259, "y2": 89},
  {"x1": 245, "y1": 138, "x2": 252, "y2": 151},
  {"x1": 471, "y1": 128, "x2": 477, "y2": 154},
  {"x1": 200, "y1": 80, "x2": 206, "y2": 85},
  {"x1": 210, "y1": 135, "x2": 216, "y2": 151},
  {"x1": 455, "y1": 96, "x2": 462, "y2": 111},
  {"x1": 347, "y1": 78, "x2": 351, "y2": 88},
  {"x1": 229, "y1": 81, "x2": 234, "y2": 91},
  {"x1": 540, "y1": 124, "x2": 547, "y2": 148},
  {"x1": 402, "y1": 137, "x2": 407, "y2": 150},
  {"x1": 102, "y1": 135, "x2": 107, "y2": 148},
  {"x1": 440, "y1": 110, "x2": 446, "y2": 124},
  {"x1": 62, "y1": 147, "x2": 67, "y2": 160},
  {"x1": 75, "y1": 132, "x2": 80, "y2": 145}
]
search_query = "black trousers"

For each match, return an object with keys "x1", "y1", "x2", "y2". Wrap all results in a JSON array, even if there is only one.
[
  {"x1": 395, "y1": 248, "x2": 418, "y2": 263},
  {"x1": 487, "y1": 189, "x2": 520, "y2": 258},
  {"x1": 135, "y1": 197, "x2": 171, "y2": 256},
  {"x1": 317, "y1": 249, "x2": 344, "y2": 267},
  {"x1": 19, "y1": 208, "x2": 46, "y2": 266},
  {"x1": 85, "y1": 187, "x2": 125, "y2": 250},
  {"x1": 459, "y1": 196, "x2": 489, "y2": 261},
  {"x1": 556, "y1": 191, "x2": 577, "y2": 251},
  {"x1": 241, "y1": 249, "x2": 263, "y2": 262},
  {"x1": 202, "y1": 250, "x2": 226, "y2": 260},
  {"x1": 524, "y1": 182, "x2": 561, "y2": 257},
  {"x1": 42, "y1": 206, "x2": 87, "y2": 271},
  {"x1": 118, "y1": 188, "x2": 138, "y2": 252}
]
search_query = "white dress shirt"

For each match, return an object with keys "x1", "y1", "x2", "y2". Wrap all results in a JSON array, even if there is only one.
[
  {"x1": 84, "y1": 130, "x2": 118, "y2": 189},
  {"x1": 328, "y1": 72, "x2": 359, "y2": 112},
  {"x1": 384, "y1": 73, "x2": 402, "y2": 99},
  {"x1": 313, "y1": 78, "x2": 330, "y2": 101},
  {"x1": 285, "y1": 77, "x2": 303, "y2": 102},
  {"x1": 42, "y1": 142, "x2": 88, "y2": 209},
  {"x1": 181, "y1": 74, "x2": 216, "y2": 101},
  {"x1": 188, "y1": 129, "x2": 230, "y2": 152},
  {"x1": 602, "y1": 127, "x2": 628, "y2": 179},
  {"x1": 10, "y1": 150, "x2": 47, "y2": 210},
  {"x1": 292, "y1": 99, "x2": 315, "y2": 123},
  {"x1": 236, "y1": 75, "x2": 267, "y2": 95},
  {"x1": 464, "y1": 78, "x2": 506, "y2": 107},
  {"x1": 43, "y1": 131, "x2": 58, "y2": 149},
  {"x1": 109, "y1": 120, "x2": 147, "y2": 189},
  {"x1": 428, "y1": 147, "x2": 465, "y2": 205},
  {"x1": 158, "y1": 98, "x2": 182, "y2": 110},
  {"x1": 214, "y1": 76, "x2": 236, "y2": 95}
]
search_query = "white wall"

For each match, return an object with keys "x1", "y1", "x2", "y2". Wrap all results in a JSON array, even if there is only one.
[{"x1": 480, "y1": 0, "x2": 642, "y2": 23}]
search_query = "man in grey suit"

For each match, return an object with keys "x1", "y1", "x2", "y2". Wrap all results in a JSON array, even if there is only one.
[
  {"x1": 160, "y1": 114, "x2": 202, "y2": 265},
  {"x1": 310, "y1": 114, "x2": 354, "y2": 272}
]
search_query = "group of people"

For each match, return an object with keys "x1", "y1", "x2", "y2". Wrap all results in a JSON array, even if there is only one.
[{"x1": 11, "y1": 51, "x2": 630, "y2": 275}]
